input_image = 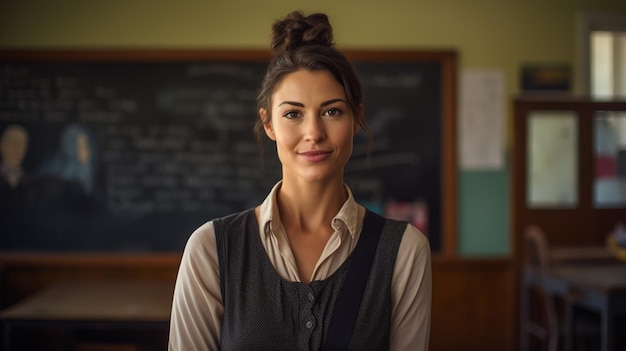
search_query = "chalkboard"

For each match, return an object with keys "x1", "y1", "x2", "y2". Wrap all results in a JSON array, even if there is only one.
[{"x1": 0, "y1": 50, "x2": 457, "y2": 254}]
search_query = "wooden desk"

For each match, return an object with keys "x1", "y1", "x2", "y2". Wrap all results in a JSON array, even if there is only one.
[
  {"x1": 0, "y1": 280, "x2": 174, "y2": 351},
  {"x1": 550, "y1": 246, "x2": 616, "y2": 264},
  {"x1": 522, "y1": 264, "x2": 626, "y2": 351}
]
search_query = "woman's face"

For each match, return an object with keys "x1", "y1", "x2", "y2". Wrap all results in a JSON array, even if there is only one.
[
  {"x1": 260, "y1": 69, "x2": 360, "y2": 183},
  {"x1": 0, "y1": 127, "x2": 28, "y2": 168},
  {"x1": 76, "y1": 132, "x2": 91, "y2": 164}
]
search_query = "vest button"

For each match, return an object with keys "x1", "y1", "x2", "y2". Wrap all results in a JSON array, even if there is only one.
[
  {"x1": 307, "y1": 292, "x2": 314, "y2": 302},
  {"x1": 306, "y1": 320, "x2": 313, "y2": 329}
]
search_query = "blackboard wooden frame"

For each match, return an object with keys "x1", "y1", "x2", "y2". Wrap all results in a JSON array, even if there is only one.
[{"x1": 0, "y1": 49, "x2": 457, "y2": 259}]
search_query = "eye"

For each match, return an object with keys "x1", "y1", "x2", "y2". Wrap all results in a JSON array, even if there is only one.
[
  {"x1": 323, "y1": 107, "x2": 343, "y2": 117},
  {"x1": 282, "y1": 110, "x2": 301, "y2": 119}
]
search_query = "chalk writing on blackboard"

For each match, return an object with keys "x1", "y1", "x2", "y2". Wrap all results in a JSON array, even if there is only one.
[{"x1": 0, "y1": 53, "x2": 451, "y2": 253}]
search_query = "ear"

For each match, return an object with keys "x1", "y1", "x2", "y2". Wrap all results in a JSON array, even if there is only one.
[
  {"x1": 260, "y1": 108, "x2": 276, "y2": 141},
  {"x1": 353, "y1": 104, "x2": 364, "y2": 135}
]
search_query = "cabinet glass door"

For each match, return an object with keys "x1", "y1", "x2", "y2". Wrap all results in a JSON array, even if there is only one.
[
  {"x1": 527, "y1": 111, "x2": 578, "y2": 208},
  {"x1": 594, "y1": 111, "x2": 626, "y2": 207}
]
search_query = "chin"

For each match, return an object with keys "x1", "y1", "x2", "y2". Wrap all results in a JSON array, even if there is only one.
[
  {"x1": 300, "y1": 174, "x2": 329, "y2": 182},
  {"x1": 299, "y1": 169, "x2": 343, "y2": 183}
]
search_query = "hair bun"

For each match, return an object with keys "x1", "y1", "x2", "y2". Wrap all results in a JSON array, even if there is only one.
[{"x1": 271, "y1": 11, "x2": 334, "y2": 54}]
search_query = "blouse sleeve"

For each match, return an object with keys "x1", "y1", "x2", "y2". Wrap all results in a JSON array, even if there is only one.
[
  {"x1": 169, "y1": 221, "x2": 223, "y2": 351},
  {"x1": 389, "y1": 224, "x2": 432, "y2": 351}
]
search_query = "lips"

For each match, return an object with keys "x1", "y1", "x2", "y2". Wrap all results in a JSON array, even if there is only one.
[{"x1": 299, "y1": 150, "x2": 331, "y2": 162}]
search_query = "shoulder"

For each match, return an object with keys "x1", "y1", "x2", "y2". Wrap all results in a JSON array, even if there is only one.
[
  {"x1": 182, "y1": 209, "x2": 254, "y2": 260},
  {"x1": 401, "y1": 224, "x2": 430, "y2": 254},
  {"x1": 183, "y1": 209, "x2": 256, "y2": 258},
  {"x1": 210, "y1": 209, "x2": 258, "y2": 250},
  {"x1": 396, "y1": 223, "x2": 431, "y2": 268},
  {"x1": 211, "y1": 209, "x2": 254, "y2": 227},
  {"x1": 376, "y1": 213, "x2": 429, "y2": 255},
  {"x1": 183, "y1": 220, "x2": 217, "y2": 259},
  {"x1": 185, "y1": 210, "x2": 252, "y2": 245}
]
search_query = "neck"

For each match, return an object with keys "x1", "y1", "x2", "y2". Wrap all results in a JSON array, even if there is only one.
[
  {"x1": 1, "y1": 163, "x2": 22, "y2": 188},
  {"x1": 277, "y1": 178, "x2": 347, "y2": 233}
]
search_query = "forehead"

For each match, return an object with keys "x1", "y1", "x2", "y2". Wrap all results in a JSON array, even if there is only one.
[
  {"x1": 272, "y1": 69, "x2": 346, "y2": 103},
  {"x1": 2, "y1": 128, "x2": 27, "y2": 143}
]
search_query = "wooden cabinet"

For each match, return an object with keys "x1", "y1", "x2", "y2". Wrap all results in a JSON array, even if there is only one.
[{"x1": 512, "y1": 96, "x2": 626, "y2": 256}]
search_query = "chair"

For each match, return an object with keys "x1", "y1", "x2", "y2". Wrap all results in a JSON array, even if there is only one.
[
  {"x1": 520, "y1": 225, "x2": 601, "y2": 351},
  {"x1": 521, "y1": 225, "x2": 559, "y2": 351}
]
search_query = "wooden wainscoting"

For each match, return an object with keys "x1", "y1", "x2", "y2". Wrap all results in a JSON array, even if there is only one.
[
  {"x1": 0, "y1": 254, "x2": 181, "y2": 308},
  {"x1": 431, "y1": 257, "x2": 516, "y2": 351},
  {"x1": 0, "y1": 254, "x2": 516, "y2": 351},
  {"x1": 0, "y1": 254, "x2": 180, "y2": 351}
]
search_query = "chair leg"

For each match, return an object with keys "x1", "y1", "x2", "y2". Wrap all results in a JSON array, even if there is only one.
[
  {"x1": 543, "y1": 288, "x2": 559, "y2": 351},
  {"x1": 563, "y1": 298, "x2": 574, "y2": 351}
]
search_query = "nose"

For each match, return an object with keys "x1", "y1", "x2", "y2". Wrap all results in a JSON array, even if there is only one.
[{"x1": 304, "y1": 116, "x2": 326, "y2": 143}]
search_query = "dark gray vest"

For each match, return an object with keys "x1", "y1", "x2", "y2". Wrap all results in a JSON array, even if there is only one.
[{"x1": 214, "y1": 209, "x2": 406, "y2": 351}]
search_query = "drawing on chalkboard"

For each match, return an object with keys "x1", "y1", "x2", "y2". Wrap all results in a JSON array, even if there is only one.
[
  {"x1": 0, "y1": 123, "x2": 36, "y2": 250},
  {"x1": 39, "y1": 123, "x2": 97, "y2": 194},
  {"x1": 0, "y1": 124, "x2": 29, "y2": 188}
]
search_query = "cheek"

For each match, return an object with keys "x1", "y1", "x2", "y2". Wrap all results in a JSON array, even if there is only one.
[
  {"x1": 273, "y1": 123, "x2": 298, "y2": 145},
  {"x1": 338, "y1": 127, "x2": 356, "y2": 159},
  {"x1": 272, "y1": 125, "x2": 299, "y2": 158},
  {"x1": 275, "y1": 137, "x2": 298, "y2": 158},
  {"x1": 334, "y1": 124, "x2": 355, "y2": 147}
]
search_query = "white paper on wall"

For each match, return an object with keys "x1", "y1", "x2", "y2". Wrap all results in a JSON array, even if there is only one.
[{"x1": 458, "y1": 69, "x2": 505, "y2": 170}]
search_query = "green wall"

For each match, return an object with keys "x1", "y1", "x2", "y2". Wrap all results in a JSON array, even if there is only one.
[{"x1": 2, "y1": 0, "x2": 626, "y2": 256}]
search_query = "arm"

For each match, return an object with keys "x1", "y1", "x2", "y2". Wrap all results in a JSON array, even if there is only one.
[
  {"x1": 169, "y1": 221, "x2": 223, "y2": 351},
  {"x1": 389, "y1": 225, "x2": 432, "y2": 351}
]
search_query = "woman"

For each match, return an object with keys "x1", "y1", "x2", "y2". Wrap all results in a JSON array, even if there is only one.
[
  {"x1": 169, "y1": 11, "x2": 431, "y2": 351},
  {"x1": 39, "y1": 123, "x2": 96, "y2": 194}
]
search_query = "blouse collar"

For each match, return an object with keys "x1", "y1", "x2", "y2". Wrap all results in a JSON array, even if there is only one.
[{"x1": 258, "y1": 181, "x2": 360, "y2": 239}]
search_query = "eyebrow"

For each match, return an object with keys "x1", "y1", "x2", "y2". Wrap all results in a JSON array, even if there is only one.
[{"x1": 278, "y1": 98, "x2": 347, "y2": 108}]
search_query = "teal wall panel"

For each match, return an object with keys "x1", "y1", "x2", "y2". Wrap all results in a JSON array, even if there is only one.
[{"x1": 458, "y1": 169, "x2": 510, "y2": 256}]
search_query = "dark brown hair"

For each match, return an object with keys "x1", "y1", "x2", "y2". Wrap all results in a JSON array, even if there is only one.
[{"x1": 254, "y1": 11, "x2": 372, "y2": 152}]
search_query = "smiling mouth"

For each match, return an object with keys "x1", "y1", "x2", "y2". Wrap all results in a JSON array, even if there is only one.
[{"x1": 299, "y1": 150, "x2": 331, "y2": 162}]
